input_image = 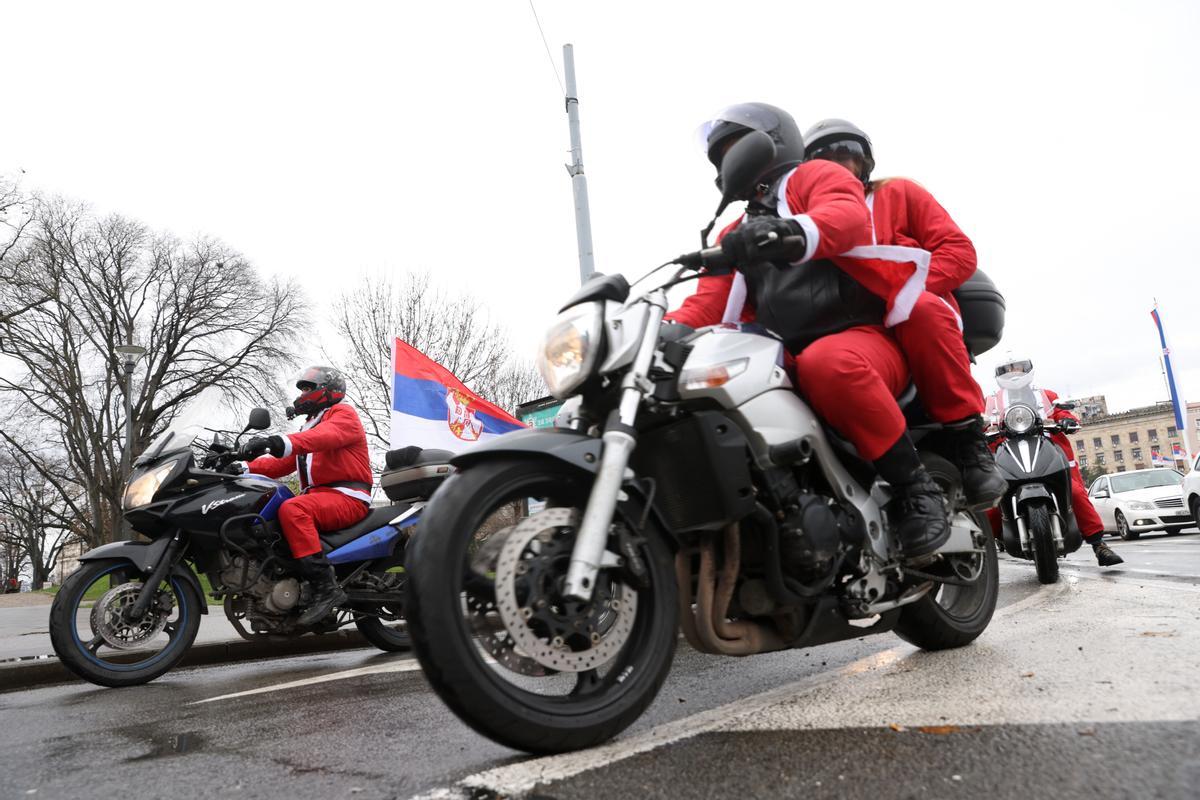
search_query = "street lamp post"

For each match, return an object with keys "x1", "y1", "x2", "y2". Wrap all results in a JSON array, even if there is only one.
[{"x1": 115, "y1": 343, "x2": 146, "y2": 541}]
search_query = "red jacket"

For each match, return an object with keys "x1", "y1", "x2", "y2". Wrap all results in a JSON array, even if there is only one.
[
  {"x1": 868, "y1": 178, "x2": 976, "y2": 305},
  {"x1": 248, "y1": 403, "x2": 373, "y2": 503},
  {"x1": 666, "y1": 159, "x2": 873, "y2": 329}
]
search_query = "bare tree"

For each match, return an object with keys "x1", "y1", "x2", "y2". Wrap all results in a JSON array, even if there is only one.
[
  {"x1": 0, "y1": 440, "x2": 82, "y2": 590},
  {"x1": 0, "y1": 174, "x2": 51, "y2": 325},
  {"x1": 0, "y1": 197, "x2": 307, "y2": 546},
  {"x1": 329, "y1": 271, "x2": 545, "y2": 448}
]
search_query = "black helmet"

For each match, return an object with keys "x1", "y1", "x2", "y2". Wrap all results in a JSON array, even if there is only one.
[
  {"x1": 293, "y1": 365, "x2": 346, "y2": 416},
  {"x1": 803, "y1": 118, "x2": 875, "y2": 183},
  {"x1": 696, "y1": 103, "x2": 806, "y2": 194}
]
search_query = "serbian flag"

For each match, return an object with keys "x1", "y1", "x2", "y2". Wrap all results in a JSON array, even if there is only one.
[
  {"x1": 390, "y1": 338, "x2": 525, "y2": 451},
  {"x1": 1151, "y1": 303, "x2": 1194, "y2": 465},
  {"x1": 1172, "y1": 443, "x2": 1186, "y2": 460}
]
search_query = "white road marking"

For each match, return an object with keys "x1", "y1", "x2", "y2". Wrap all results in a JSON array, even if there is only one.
[
  {"x1": 998, "y1": 560, "x2": 1200, "y2": 587},
  {"x1": 188, "y1": 659, "x2": 423, "y2": 705},
  {"x1": 412, "y1": 580, "x2": 1068, "y2": 800}
]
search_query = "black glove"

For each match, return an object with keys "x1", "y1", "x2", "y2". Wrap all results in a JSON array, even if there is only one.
[
  {"x1": 221, "y1": 461, "x2": 246, "y2": 476},
  {"x1": 1058, "y1": 418, "x2": 1080, "y2": 434},
  {"x1": 720, "y1": 216, "x2": 806, "y2": 268},
  {"x1": 241, "y1": 435, "x2": 285, "y2": 460}
]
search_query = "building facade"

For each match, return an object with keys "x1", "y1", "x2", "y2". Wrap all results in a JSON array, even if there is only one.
[
  {"x1": 1073, "y1": 399, "x2": 1200, "y2": 475},
  {"x1": 1065, "y1": 395, "x2": 1109, "y2": 422}
]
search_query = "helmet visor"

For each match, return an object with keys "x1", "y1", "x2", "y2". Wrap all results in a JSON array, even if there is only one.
[
  {"x1": 807, "y1": 139, "x2": 868, "y2": 162},
  {"x1": 995, "y1": 359, "x2": 1033, "y2": 378},
  {"x1": 693, "y1": 104, "x2": 785, "y2": 154},
  {"x1": 295, "y1": 366, "x2": 326, "y2": 389}
]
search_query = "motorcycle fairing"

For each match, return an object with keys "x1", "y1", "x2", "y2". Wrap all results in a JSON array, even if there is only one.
[{"x1": 326, "y1": 506, "x2": 422, "y2": 564}]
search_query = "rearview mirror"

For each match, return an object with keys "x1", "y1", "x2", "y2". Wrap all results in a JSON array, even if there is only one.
[
  {"x1": 1094, "y1": 489, "x2": 1110, "y2": 499},
  {"x1": 717, "y1": 129, "x2": 777, "y2": 210},
  {"x1": 1055, "y1": 401, "x2": 1077, "y2": 411},
  {"x1": 247, "y1": 408, "x2": 271, "y2": 431}
]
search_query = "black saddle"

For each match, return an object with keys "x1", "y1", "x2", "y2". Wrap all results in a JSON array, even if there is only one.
[{"x1": 320, "y1": 505, "x2": 406, "y2": 550}]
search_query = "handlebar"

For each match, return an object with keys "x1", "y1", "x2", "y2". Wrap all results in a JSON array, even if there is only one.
[{"x1": 674, "y1": 233, "x2": 808, "y2": 273}]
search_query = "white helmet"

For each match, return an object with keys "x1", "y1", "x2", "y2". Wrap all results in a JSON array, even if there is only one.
[{"x1": 995, "y1": 354, "x2": 1035, "y2": 391}]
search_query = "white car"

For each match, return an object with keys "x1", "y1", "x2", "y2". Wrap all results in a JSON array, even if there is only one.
[
  {"x1": 1088, "y1": 468, "x2": 1191, "y2": 540},
  {"x1": 1183, "y1": 454, "x2": 1200, "y2": 529}
]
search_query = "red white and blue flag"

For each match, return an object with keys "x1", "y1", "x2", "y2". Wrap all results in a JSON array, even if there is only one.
[
  {"x1": 390, "y1": 338, "x2": 525, "y2": 451},
  {"x1": 1172, "y1": 443, "x2": 1186, "y2": 460},
  {"x1": 1151, "y1": 302, "x2": 1193, "y2": 464}
]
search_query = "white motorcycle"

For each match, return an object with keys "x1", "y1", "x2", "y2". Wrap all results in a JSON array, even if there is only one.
[{"x1": 404, "y1": 131, "x2": 1005, "y2": 753}]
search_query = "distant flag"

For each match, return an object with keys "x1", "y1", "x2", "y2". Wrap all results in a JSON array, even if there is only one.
[
  {"x1": 390, "y1": 338, "x2": 525, "y2": 451},
  {"x1": 1172, "y1": 442, "x2": 1185, "y2": 460},
  {"x1": 1151, "y1": 302, "x2": 1194, "y2": 468},
  {"x1": 1151, "y1": 451, "x2": 1166, "y2": 467}
]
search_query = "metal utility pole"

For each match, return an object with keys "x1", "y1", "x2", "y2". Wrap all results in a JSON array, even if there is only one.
[
  {"x1": 563, "y1": 44, "x2": 594, "y2": 285},
  {"x1": 115, "y1": 343, "x2": 146, "y2": 541}
]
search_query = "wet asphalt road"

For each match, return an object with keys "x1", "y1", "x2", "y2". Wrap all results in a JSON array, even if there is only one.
[{"x1": 2, "y1": 532, "x2": 1197, "y2": 800}]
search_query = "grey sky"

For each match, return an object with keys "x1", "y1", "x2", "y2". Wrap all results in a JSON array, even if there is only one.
[{"x1": 2, "y1": 0, "x2": 1197, "y2": 416}]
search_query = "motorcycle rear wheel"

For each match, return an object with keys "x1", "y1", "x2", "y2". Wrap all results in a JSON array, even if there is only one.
[
  {"x1": 1029, "y1": 502, "x2": 1060, "y2": 584},
  {"x1": 405, "y1": 457, "x2": 678, "y2": 754},
  {"x1": 49, "y1": 558, "x2": 201, "y2": 687},
  {"x1": 355, "y1": 607, "x2": 410, "y2": 651}
]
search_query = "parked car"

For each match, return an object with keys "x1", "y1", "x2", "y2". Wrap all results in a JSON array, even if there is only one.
[
  {"x1": 1183, "y1": 454, "x2": 1200, "y2": 529},
  {"x1": 1088, "y1": 468, "x2": 1191, "y2": 539}
]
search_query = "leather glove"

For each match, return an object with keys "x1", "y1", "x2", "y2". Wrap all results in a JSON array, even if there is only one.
[
  {"x1": 1058, "y1": 418, "x2": 1080, "y2": 434},
  {"x1": 720, "y1": 216, "x2": 806, "y2": 268},
  {"x1": 240, "y1": 435, "x2": 285, "y2": 460},
  {"x1": 222, "y1": 461, "x2": 246, "y2": 476}
]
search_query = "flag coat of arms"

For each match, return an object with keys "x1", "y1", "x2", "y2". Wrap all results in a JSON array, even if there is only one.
[{"x1": 390, "y1": 338, "x2": 525, "y2": 451}]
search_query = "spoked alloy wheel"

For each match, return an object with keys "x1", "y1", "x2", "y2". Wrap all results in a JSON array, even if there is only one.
[
  {"x1": 49, "y1": 558, "x2": 201, "y2": 687},
  {"x1": 405, "y1": 458, "x2": 678, "y2": 754},
  {"x1": 1115, "y1": 511, "x2": 1139, "y2": 541}
]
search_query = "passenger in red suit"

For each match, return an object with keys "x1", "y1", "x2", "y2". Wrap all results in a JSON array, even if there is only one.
[
  {"x1": 801, "y1": 119, "x2": 1006, "y2": 510},
  {"x1": 983, "y1": 356, "x2": 1124, "y2": 567},
  {"x1": 243, "y1": 365, "x2": 373, "y2": 624},
  {"x1": 668, "y1": 102, "x2": 949, "y2": 558}
]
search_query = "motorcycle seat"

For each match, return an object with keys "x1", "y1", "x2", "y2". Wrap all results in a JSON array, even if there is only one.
[
  {"x1": 320, "y1": 504, "x2": 407, "y2": 550},
  {"x1": 384, "y1": 446, "x2": 454, "y2": 470}
]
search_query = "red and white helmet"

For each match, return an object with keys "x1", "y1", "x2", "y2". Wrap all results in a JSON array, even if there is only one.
[{"x1": 293, "y1": 365, "x2": 346, "y2": 416}]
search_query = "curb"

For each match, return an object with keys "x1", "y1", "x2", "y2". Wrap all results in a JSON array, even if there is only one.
[{"x1": 0, "y1": 629, "x2": 386, "y2": 692}]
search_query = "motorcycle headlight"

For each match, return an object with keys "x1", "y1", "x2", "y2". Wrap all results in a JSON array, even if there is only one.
[
  {"x1": 1127, "y1": 500, "x2": 1155, "y2": 510},
  {"x1": 536, "y1": 302, "x2": 603, "y2": 399},
  {"x1": 1004, "y1": 404, "x2": 1038, "y2": 435},
  {"x1": 123, "y1": 461, "x2": 178, "y2": 510}
]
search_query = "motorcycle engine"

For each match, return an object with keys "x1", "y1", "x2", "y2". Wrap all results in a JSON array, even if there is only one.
[
  {"x1": 779, "y1": 494, "x2": 859, "y2": 581},
  {"x1": 219, "y1": 555, "x2": 302, "y2": 616}
]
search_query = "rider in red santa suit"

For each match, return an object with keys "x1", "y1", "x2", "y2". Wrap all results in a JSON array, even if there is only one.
[
  {"x1": 667, "y1": 102, "x2": 949, "y2": 558},
  {"x1": 801, "y1": 119, "x2": 1006, "y2": 511},
  {"x1": 242, "y1": 366, "x2": 373, "y2": 624},
  {"x1": 984, "y1": 356, "x2": 1123, "y2": 566}
]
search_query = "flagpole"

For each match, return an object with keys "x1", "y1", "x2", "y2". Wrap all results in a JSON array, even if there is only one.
[
  {"x1": 563, "y1": 43, "x2": 595, "y2": 285},
  {"x1": 1152, "y1": 300, "x2": 1194, "y2": 471}
]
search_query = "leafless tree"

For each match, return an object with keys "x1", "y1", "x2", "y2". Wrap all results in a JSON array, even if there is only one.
[
  {"x1": 0, "y1": 174, "x2": 51, "y2": 325},
  {"x1": 0, "y1": 440, "x2": 83, "y2": 590},
  {"x1": 0, "y1": 197, "x2": 307, "y2": 546},
  {"x1": 329, "y1": 271, "x2": 545, "y2": 448}
]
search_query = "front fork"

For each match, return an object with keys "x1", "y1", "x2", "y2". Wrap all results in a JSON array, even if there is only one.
[
  {"x1": 563, "y1": 293, "x2": 666, "y2": 601},
  {"x1": 128, "y1": 530, "x2": 186, "y2": 620}
]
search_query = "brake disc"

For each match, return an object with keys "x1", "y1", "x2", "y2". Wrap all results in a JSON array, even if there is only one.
[
  {"x1": 90, "y1": 582, "x2": 172, "y2": 650},
  {"x1": 493, "y1": 507, "x2": 638, "y2": 673}
]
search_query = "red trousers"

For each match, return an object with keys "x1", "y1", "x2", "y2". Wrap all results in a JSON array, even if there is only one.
[
  {"x1": 793, "y1": 325, "x2": 909, "y2": 461},
  {"x1": 892, "y1": 292, "x2": 985, "y2": 423},
  {"x1": 277, "y1": 489, "x2": 369, "y2": 559}
]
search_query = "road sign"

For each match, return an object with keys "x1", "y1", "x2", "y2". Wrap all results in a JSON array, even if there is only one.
[{"x1": 515, "y1": 396, "x2": 562, "y2": 429}]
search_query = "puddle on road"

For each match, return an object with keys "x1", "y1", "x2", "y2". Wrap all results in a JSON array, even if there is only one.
[
  {"x1": 124, "y1": 732, "x2": 206, "y2": 762},
  {"x1": 0, "y1": 653, "x2": 56, "y2": 664}
]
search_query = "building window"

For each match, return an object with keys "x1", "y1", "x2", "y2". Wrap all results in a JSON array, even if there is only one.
[
  {"x1": 1148, "y1": 429, "x2": 1159, "y2": 442},
  {"x1": 1132, "y1": 447, "x2": 1143, "y2": 460},
  {"x1": 1093, "y1": 437, "x2": 1103, "y2": 449},
  {"x1": 1096, "y1": 453, "x2": 1106, "y2": 465},
  {"x1": 1075, "y1": 439, "x2": 1086, "y2": 452},
  {"x1": 1117, "y1": 466, "x2": 1127, "y2": 472},
  {"x1": 1194, "y1": 418, "x2": 1200, "y2": 430},
  {"x1": 1168, "y1": 426, "x2": 1177, "y2": 437},
  {"x1": 1129, "y1": 431, "x2": 1139, "y2": 443},
  {"x1": 1079, "y1": 454, "x2": 1088, "y2": 467},
  {"x1": 1151, "y1": 444, "x2": 1162, "y2": 456},
  {"x1": 1110, "y1": 434, "x2": 1120, "y2": 446},
  {"x1": 1113, "y1": 450, "x2": 1124, "y2": 462}
]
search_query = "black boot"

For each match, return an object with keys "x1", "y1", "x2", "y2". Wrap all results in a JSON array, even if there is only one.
[
  {"x1": 948, "y1": 416, "x2": 1007, "y2": 510},
  {"x1": 1090, "y1": 539, "x2": 1124, "y2": 567},
  {"x1": 297, "y1": 556, "x2": 347, "y2": 627},
  {"x1": 875, "y1": 434, "x2": 951, "y2": 559}
]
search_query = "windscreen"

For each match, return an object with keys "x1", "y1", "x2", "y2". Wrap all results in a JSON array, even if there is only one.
[{"x1": 1110, "y1": 470, "x2": 1183, "y2": 494}]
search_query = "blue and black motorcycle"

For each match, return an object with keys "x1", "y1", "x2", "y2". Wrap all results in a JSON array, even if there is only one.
[{"x1": 48, "y1": 408, "x2": 451, "y2": 687}]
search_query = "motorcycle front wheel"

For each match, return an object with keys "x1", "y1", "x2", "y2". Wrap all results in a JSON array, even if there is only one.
[
  {"x1": 1028, "y1": 502, "x2": 1060, "y2": 584},
  {"x1": 49, "y1": 558, "x2": 202, "y2": 687},
  {"x1": 405, "y1": 457, "x2": 678, "y2": 754}
]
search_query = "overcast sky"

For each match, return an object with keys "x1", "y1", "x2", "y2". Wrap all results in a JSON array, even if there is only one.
[{"x1": 2, "y1": 0, "x2": 1197, "y2": 419}]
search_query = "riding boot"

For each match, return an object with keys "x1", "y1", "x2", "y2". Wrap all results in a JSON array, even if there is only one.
[
  {"x1": 297, "y1": 555, "x2": 348, "y2": 627},
  {"x1": 947, "y1": 416, "x2": 1007, "y2": 510},
  {"x1": 1085, "y1": 535, "x2": 1125, "y2": 567},
  {"x1": 874, "y1": 433, "x2": 951, "y2": 559}
]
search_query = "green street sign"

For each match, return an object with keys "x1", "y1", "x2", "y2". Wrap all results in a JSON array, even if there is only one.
[{"x1": 516, "y1": 396, "x2": 562, "y2": 429}]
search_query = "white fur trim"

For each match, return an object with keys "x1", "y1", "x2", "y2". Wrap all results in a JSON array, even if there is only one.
[
  {"x1": 773, "y1": 169, "x2": 819, "y2": 263},
  {"x1": 865, "y1": 191, "x2": 877, "y2": 245},
  {"x1": 280, "y1": 435, "x2": 293, "y2": 458},
  {"x1": 332, "y1": 487, "x2": 372, "y2": 503},
  {"x1": 722, "y1": 272, "x2": 748, "y2": 324},
  {"x1": 840, "y1": 244, "x2": 931, "y2": 326},
  {"x1": 938, "y1": 295, "x2": 964, "y2": 331}
]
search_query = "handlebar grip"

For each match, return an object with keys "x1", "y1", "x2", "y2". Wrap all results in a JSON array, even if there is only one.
[{"x1": 675, "y1": 234, "x2": 808, "y2": 273}]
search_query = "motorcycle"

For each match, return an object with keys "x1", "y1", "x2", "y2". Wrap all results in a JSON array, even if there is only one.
[
  {"x1": 404, "y1": 130, "x2": 1006, "y2": 753},
  {"x1": 989, "y1": 396, "x2": 1083, "y2": 583},
  {"x1": 48, "y1": 408, "x2": 453, "y2": 687}
]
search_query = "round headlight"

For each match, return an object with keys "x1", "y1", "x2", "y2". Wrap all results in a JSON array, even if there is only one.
[
  {"x1": 536, "y1": 303, "x2": 603, "y2": 399},
  {"x1": 1004, "y1": 404, "x2": 1038, "y2": 435},
  {"x1": 123, "y1": 461, "x2": 178, "y2": 510}
]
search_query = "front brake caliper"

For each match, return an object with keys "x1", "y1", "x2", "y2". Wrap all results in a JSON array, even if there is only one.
[{"x1": 614, "y1": 525, "x2": 649, "y2": 590}]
